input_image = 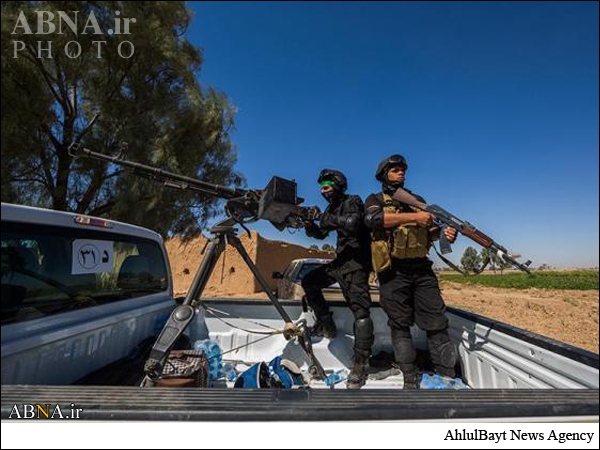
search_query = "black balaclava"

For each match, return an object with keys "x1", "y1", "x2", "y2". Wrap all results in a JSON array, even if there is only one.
[{"x1": 318, "y1": 169, "x2": 347, "y2": 203}]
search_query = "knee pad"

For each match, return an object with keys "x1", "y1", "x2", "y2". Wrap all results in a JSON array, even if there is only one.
[
  {"x1": 427, "y1": 330, "x2": 458, "y2": 369},
  {"x1": 391, "y1": 327, "x2": 416, "y2": 365},
  {"x1": 352, "y1": 307, "x2": 370, "y2": 321},
  {"x1": 355, "y1": 317, "x2": 373, "y2": 337},
  {"x1": 354, "y1": 317, "x2": 374, "y2": 352}
]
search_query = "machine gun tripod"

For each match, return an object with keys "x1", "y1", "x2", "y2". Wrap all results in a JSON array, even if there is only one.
[{"x1": 143, "y1": 217, "x2": 326, "y2": 381}]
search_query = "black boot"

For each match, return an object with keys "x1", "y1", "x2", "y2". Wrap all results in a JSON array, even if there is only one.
[
  {"x1": 398, "y1": 363, "x2": 419, "y2": 389},
  {"x1": 346, "y1": 315, "x2": 374, "y2": 389},
  {"x1": 427, "y1": 330, "x2": 458, "y2": 378},
  {"x1": 347, "y1": 352, "x2": 370, "y2": 389},
  {"x1": 310, "y1": 313, "x2": 337, "y2": 339},
  {"x1": 391, "y1": 327, "x2": 419, "y2": 390}
]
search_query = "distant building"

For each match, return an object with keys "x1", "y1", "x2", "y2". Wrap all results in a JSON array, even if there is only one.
[{"x1": 165, "y1": 231, "x2": 333, "y2": 297}]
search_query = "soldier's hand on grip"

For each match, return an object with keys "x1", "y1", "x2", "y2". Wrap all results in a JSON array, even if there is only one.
[{"x1": 414, "y1": 212, "x2": 434, "y2": 228}]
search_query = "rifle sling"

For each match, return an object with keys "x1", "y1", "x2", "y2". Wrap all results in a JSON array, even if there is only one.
[{"x1": 433, "y1": 244, "x2": 490, "y2": 276}]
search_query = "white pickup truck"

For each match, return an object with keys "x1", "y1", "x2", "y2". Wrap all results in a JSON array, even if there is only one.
[{"x1": 1, "y1": 203, "x2": 598, "y2": 421}]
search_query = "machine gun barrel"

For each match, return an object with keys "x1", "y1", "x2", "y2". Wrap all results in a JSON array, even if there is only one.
[
  {"x1": 69, "y1": 142, "x2": 320, "y2": 230},
  {"x1": 68, "y1": 142, "x2": 247, "y2": 199}
]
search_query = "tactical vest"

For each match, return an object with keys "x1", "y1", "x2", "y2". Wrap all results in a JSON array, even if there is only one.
[{"x1": 371, "y1": 193, "x2": 431, "y2": 272}]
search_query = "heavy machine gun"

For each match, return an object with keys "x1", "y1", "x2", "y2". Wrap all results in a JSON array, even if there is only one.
[
  {"x1": 68, "y1": 143, "x2": 321, "y2": 231},
  {"x1": 69, "y1": 143, "x2": 327, "y2": 382}
]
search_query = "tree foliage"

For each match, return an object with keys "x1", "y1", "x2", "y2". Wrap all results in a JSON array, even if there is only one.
[
  {"x1": 461, "y1": 246, "x2": 482, "y2": 273},
  {"x1": 480, "y1": 247, "x2": 501, "y2": 273},
  {"x1": 321, "y1": 243, "x2": 335, "y2": 252},
  {"x1": 1, "y1": 1, "x2": 243, "y2": 238}
]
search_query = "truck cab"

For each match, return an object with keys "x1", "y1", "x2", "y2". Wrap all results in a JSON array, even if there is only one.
[{"x1": 1, "y1": 203, "x2": 175, "y2": 385}]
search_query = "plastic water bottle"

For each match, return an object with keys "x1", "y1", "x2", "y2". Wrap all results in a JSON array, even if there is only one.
[
  {"x1": 193, "y1": 339, "x2": 223, "y2": 380},
  {"x1": 420, "y1": 373, "x2": 442, "y2": 389},
  {"x1": 193, "y1": 339, "x2": 209, "y2": 355},
  {"x1": 324, "y1": 369, "x2": 348, "y2": 386},
  {"x1": 207, "y1": 340, "x2": 223, "y2": 380},
  {"x1": 420, "y1": 373, "x2": 468, "y2": 390},
  {"x1": 222, "y1": 362, "x2": 237, "y2": 382}
]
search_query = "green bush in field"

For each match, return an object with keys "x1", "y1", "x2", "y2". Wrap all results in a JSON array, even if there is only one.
[{"x1": 439, "y1": 270, "x2": 599, "y2": 290}]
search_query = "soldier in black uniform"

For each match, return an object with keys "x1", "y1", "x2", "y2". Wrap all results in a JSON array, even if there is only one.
[
  {"x1": 302, "y1": 169, "x2": 374, "y2": 389},
  {"x1": 364, "y1": 155, "x2": 458, "y2": 389}
]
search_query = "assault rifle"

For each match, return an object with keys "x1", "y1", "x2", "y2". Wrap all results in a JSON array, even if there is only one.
[{"x1": 392, "y1": 187, "x2": 532, "y2": 274}]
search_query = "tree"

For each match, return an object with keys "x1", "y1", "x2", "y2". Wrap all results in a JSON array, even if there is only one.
[
  {"x1": 497, "y1": 257, "x2": 512, "y2": 275},
  {"x1": 309, "y1": 244, "x2": 319, "y2": 250},
  {"x1": 1, "y1": 2, "x2": 242, "y2": 238},
  {"x1": 480, "y1": 248, "x2": 502, "y2": 273},
  {"x1": 321, "y1": 243, "x2": 335, "y2": 252},
  {"x1": 461, "y1": 246, "x2": 482, "y2": 273},
  {"x1": 480, "y1": 248, "x2": 512, "y2": 274}
]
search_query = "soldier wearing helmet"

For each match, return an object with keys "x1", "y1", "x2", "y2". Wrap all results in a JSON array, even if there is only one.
[
  {"x1": 302, "y1": 168, "x2": 374, "y2": 389},
  {"x1": 364, "y1": 155, "x2": 459, "y2": 389}
]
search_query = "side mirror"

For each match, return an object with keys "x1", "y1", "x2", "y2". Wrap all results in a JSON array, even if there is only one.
[{"x1": 272, "y1": 271, "x2": 284, "y2": 280}]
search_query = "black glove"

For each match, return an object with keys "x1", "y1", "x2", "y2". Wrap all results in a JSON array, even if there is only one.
[{"x1": 305, "y1": 206, "x2": 322, "y2": 222}]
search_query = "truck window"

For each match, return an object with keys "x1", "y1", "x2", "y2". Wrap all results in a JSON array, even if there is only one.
[
  {"x1": 282, "y1": 261, "x2": 298, "y2": 280},
  {"x1": 1, "y1": 221, "x2": 168, "y2": 326},
  {"x1": 295, "y1": 262, "x2": 323, "y2": 282}
]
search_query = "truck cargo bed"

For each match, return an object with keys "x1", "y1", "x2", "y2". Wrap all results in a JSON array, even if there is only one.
[{"x1": 3, "y1": 299, "x2": 598, "y2": 421}]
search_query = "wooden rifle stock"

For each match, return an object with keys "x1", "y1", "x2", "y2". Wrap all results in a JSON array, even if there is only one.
[{"x1": 460, "y1": 226, "x2": 494, "y2": 248}]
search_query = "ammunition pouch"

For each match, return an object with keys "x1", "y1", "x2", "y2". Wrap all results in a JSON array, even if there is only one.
[
  {"x1": 390, "y1": 225, "x2": 430, "y2": 259},
  {"x1": 370, "y1": 193, "x2": 430, "y2": 272},
  {"x1": 371, "y1": 239, "x2": 392, "y2": 273}
]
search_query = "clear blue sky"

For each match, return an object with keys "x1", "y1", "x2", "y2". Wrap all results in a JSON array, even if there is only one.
[{"x1": 187, "y1": 1, "x2": 599, "y2": 268}]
